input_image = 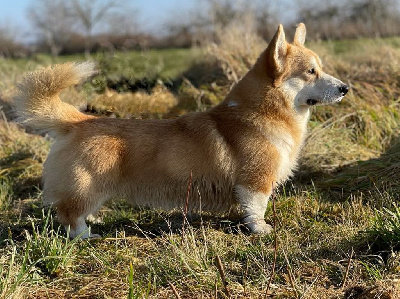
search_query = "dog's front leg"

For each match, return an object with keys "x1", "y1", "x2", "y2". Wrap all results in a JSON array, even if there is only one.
[{"x1": 235, "y1": 185, "x2": 273, "y2": 234}]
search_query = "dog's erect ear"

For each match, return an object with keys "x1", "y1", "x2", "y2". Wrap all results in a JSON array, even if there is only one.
[
  {"x1": 268, "y1": 24, "x2": 287, "y2": 75},
  {"x1": 294, "y1": 23, "x2": 306, "y2": 46}
]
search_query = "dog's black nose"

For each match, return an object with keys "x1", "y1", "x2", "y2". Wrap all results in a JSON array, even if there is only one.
[{"x1": 339, "y1": 85, "x2": 349, "y2": 95}]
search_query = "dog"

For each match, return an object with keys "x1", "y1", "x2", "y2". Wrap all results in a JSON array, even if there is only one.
[{"x1": 14, "y1": 23, "x2": 348, "y2": 239}]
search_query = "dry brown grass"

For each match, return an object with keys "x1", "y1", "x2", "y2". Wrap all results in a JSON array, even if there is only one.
[
  {"x1": 1, "y1": 26, "x2": 400, "y2": 298},
  {"x1": 87, "y1": 85, "x2": 178, "y2": 118},
  {"x1": 206, "y1": 13, "x2": 266, "y2": 85}
]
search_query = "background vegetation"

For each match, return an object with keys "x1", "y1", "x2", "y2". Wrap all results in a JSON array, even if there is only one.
[
  {"x1": 1, "y1": 0, "x2": 400, "y2": 298},
  {"x1": 3, "y1": 0, "x2": 400, "y2": 57}
]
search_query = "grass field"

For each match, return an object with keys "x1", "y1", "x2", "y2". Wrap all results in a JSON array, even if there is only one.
[{"x1": 1, "y1": 35, "x2": 400, "y2": 298}]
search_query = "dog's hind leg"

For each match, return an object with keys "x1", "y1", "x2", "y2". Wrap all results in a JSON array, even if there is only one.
[
  {"x1": 235, "y1": 185, "x2": 273, "y2": 234},
  {"x1": 54, "y1": 195, "x2": 103, "y2": 239},
  {"x1": 66, "y1": 215, "x2": 98, "y2": 239}
]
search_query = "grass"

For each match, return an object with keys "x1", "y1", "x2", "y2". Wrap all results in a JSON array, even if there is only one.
[
  {"x1": 1, "y1": 33, "x2": 400, "y2": 297},
  {"x1": 368, "y1": 202, "x2": 400, "y2": 250}
]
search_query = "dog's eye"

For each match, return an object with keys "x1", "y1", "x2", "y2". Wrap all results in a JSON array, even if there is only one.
[{"x1": 307, "y1": 68, "x2": 316, "y2": 75}]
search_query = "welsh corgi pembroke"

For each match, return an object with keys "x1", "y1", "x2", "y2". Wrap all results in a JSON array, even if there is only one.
[{"x1": 14, "y1": 23, "x2": 348, "y2": 238}]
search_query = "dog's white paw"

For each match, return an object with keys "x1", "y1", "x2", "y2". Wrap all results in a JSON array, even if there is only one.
[
  {"x1": 68, "y1": 225, "x2": 101, "y2": 240},
  {"x1": 71, "y1": 232, "x2": 102, "y2": 240},
  {"x1": 87, "y1": 233, "x2": 102, "y2": 240},
  {"x1": 245, "y1": 219, "x2": 273, "y2": 234}
]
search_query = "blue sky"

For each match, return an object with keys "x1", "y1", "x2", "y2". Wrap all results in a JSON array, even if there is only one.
[
  {"x1": 0, "y1": 0, "x2": 198, "y2": 41},
  {"x1": 1, "y1": 0, "x2": 31, "y2": 36}
]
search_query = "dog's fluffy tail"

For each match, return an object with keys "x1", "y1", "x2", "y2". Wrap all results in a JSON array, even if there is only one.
[{"x1": 14, "y1": 62, "x2": 96, "y2": 134}]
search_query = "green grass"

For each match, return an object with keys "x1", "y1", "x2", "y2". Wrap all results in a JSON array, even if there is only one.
[
  {"x1": 0, "y1": 177, "x2": 13, "y2": 211},
  {"x1": 0, "y1": 39, "x2": 400, "y2": 297},
  {"x1": 24, "y1": 209, "x2": 80, "y2": 277},
  {"x1": 310, "y1": 36, "x2": 400, "y2": 55},
  {"x1": 90, "y1": 48, "x2": 203, "y2": 93},
  {"x1": 368, "y1": 203, "x2": 400, "y2": 249}
]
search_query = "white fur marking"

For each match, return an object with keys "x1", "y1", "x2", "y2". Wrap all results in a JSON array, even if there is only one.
[
  {"x1": 282, "y1": 70, "x2": 346, "y2": 110},
  {"x1": 235, "y1": 185, "x2": 272, "y2": 233},
  {"x1": 67, "y1": 217, "x2": 99, "y2": 239},
  {"x1": 256, "y1": 125, "x2": 297, "y2": 183},
  {"x1": 282, "y1": 78, "x2": 305, "y2": 101},
  {"x1": 268, "y1": 133, "x2": 295, "y2": 182}
]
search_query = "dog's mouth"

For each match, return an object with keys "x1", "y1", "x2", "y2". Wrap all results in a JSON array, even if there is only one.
[
  {"x1": 306, "y1": 99, "x2": 319, "y2": 106},
  {"x1": 306, "y1": 96, "x2": 344, "y2": 106}
]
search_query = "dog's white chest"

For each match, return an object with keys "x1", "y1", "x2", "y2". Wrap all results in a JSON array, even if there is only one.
[{"x1": 272, "y1": 135, "x2": 296, "y2": 183}]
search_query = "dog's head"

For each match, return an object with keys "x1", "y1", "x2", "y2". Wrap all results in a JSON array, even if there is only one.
[{"x1": 263, "y1": 23, "x2": 348, "y2": 110}]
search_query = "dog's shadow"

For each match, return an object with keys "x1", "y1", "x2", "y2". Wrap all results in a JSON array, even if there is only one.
[
  {"x1": 293, "y1": 134, "x2": 400, "y2": 201},
  {"x1": 89, "y1": 203, "x2": 252, "y2": 239}
]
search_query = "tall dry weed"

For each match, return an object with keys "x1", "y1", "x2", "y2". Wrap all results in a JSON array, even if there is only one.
[{"x1": 206, "y1": 13, "x2": 266, "y2": 84}]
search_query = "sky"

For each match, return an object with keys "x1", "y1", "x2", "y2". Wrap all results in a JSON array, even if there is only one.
[
  {"x1": 0, "y1": 0, "x2": 198, "y2": 42},
  {"x1": 1, "y1": 0, "x2": 32, "y2": 38}
]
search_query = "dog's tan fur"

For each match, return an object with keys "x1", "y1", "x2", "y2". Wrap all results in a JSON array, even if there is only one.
[{"x1": 14, "y1": 24, "x2": 348, "y2": 238}]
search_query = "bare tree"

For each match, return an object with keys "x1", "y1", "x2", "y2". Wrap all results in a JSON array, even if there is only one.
[
  {"x1": 347, "y1": 0, "x2": 400, "y2": 37},
  {"x1": 28, "y1": 0, "x2": 74, "y2": 56},
  {"x1": 106, "y1": 8, "x2": 139, "y2": 36},
  {"x1": 208, "y1": 0, "x2": 240, "y2": 29},
  {"x1": 0, "y1": 23, "x2": 25, "y2": 58},
  {"x1": 163, "y1": 0, "x2": 278, "y2": 48},
  {"x1": 70, "y1": 0, "x2": 120, "y2": 57},
  {"x1": 296, "y1": 0, "x2": 344, "y2": 39},
  {"x1": 296, "y1": 0, "x2": 400, "y2": 39}
]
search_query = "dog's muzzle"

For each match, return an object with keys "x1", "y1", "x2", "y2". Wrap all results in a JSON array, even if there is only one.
[
  {"x1": 339, "y1": 85, "x2": 349, "y2": 96},
  {"x1": 306, "y1": 84, "x2": 349, "y2": 106}
]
